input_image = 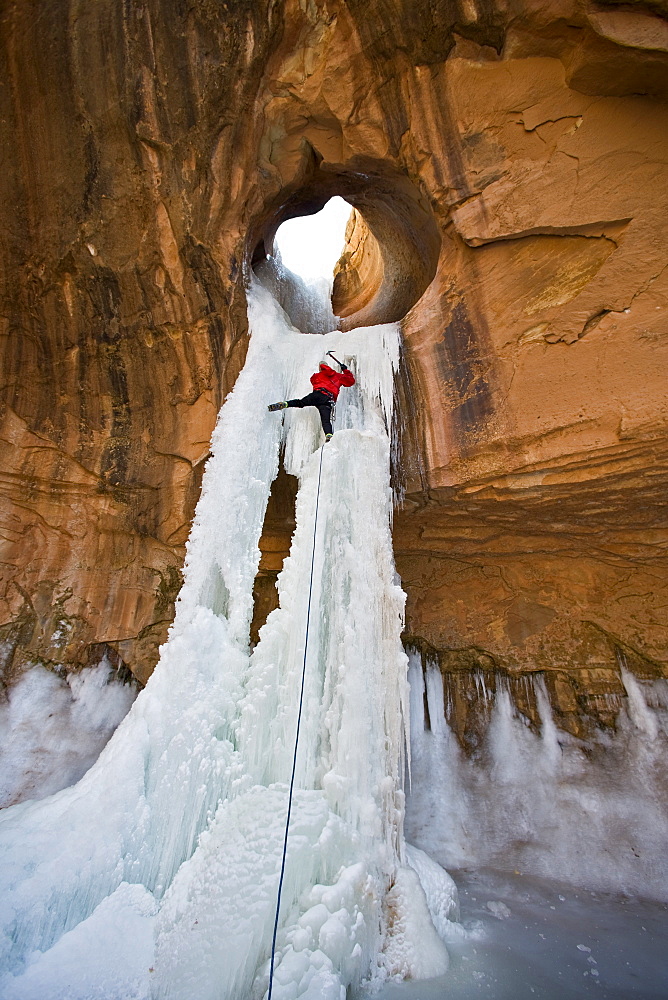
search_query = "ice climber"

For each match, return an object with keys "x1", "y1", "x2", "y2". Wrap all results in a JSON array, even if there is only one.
[{"x1": 268, "y1": 351, "x2": 355, "y2": 441}]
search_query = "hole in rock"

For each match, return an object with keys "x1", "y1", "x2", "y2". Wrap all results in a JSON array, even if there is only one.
[
  {"x1": 249, "y1": 161, "x2": 440, "y2": 332},
  {"x1": 253, "y1": 197, "x2": 355, "y2": 335},
  {"x1": 274, "y1": 196, "x2": 353, "y2": 283}
]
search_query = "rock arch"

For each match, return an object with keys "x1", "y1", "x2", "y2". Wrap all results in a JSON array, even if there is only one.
[{"x1": 248, "y1": 157, "x2": 440, "y2": 329}]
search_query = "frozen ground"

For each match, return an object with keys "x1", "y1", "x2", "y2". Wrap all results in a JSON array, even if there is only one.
[{"x1": 371, "y1": 869, "x2": 668, "y2": 1000}]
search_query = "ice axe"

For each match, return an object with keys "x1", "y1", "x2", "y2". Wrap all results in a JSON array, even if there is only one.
[{"x1": 326, "y1": 350, "x2": 347, "y2": 371}]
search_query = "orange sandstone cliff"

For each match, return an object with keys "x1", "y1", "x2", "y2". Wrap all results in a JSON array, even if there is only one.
[{"x1": 1, "y1": 0, "x2": 666, "y2": 741}]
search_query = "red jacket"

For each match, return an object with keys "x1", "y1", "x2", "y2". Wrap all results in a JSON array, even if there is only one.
[{"x1": 310, "y1": 364, "x2": 355, "y2": 400}]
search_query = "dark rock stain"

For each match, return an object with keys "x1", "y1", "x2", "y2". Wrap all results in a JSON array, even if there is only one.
[
  {"x1": 99, "y1": 340, "x2": 132, "y2": 492},
  {"x1": 434, "y1": 300, "x2": 493, "y2": 447},
  {"x1": 86, "y1": 268, "x2": 123, "y2": 343},
  {"x1": 82, "y1": 268, "x2": 133, "y2": 492},
  {"x1": 183, "y1": 236, "x2": 227, "y2": 316},
  {"x1": 392, "y1": 340, "x2": 430, "y2": 500},
  {"x1": 82, "y1": 128, "x2": 99, "y2": 215}
]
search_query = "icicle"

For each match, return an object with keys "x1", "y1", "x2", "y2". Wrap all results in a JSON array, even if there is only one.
[
  {"x1": 621, "y1": 666, "x2": 659, "y2": 740},
  {"x1": 407, "y1": 652, "x2": 426, "y2": 734},
  {"x1": 425, "y1": 664, "x2": 446, "y2": 737},
  {"x1": 406, "y1": 659, "x2": 668, "y2": 900}
]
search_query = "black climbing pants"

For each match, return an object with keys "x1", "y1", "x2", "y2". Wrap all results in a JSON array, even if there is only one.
[{"x1": 287, "y1": 390, "x2": 333, "y2": 436}]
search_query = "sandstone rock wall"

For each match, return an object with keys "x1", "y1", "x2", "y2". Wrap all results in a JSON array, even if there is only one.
[
  {"x1": 1, "y1": 0, "x2": 666, "y2": 739},
  {"x1": 0, "y1": 0, "x2": 280, "y2": 682},
  {"x1": 389, "y1": 28, "x2": 668, "y2": 724}
]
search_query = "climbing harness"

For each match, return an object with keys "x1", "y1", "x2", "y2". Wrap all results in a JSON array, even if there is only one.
[{"x1": 267, "y1": 443, "x2": 326, "y2": 1000}]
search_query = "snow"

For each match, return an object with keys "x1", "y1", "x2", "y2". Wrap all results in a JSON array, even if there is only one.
[
  {"x1": 405, "y1": 651, "x2": 668, "y2": 900},
  {"x1": 2, "y1": 882, "x2": 157, "y2": 1000},
  {"x1": 0, "y1": 659, "x2": 136, "y2": 807},
  {"x1": 254, "y1": 256, "x2": 339, "y2": 335},
  {"x1": 405, "y1": 844, "x2": 460, "y2": 939},
  {"x1": 0, "y1": 277, "x2": 448, "y2": 999},
  {"x1": 381, "y1": 867, "x2": 450, "y2": 981}
]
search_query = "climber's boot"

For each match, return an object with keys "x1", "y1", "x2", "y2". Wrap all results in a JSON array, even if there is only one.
[
  {"x1": 324, "y1": 433, "x2": 333, "y2": 442},
  {"x1": 268, "y1": 401, "x2": 288, "y2": 412}
]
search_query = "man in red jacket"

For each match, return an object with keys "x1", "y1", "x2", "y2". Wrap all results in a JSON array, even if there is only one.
[{"x1": 268, "y1": 352, "x2": 355, "y2": 441}]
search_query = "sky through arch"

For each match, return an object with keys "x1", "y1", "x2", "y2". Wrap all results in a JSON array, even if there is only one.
[{"x1": 274, "y1": 196, "x2": 353, "y2": 282}]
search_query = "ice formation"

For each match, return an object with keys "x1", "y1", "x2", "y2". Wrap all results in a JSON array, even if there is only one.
[
  {"x1": 405, "y1": 652, "x2": 668, "y2": 900},
  {"x1": 0, "y1": 658, "x2": 136, "y2": 807},
  {"x1": 0, "y1": 278, "x2": 451, "y2": 999}
]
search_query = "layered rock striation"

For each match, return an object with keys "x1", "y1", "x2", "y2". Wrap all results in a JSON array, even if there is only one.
[{"x1": 1, "y1": 0, "x2": 666, "y2": 744}]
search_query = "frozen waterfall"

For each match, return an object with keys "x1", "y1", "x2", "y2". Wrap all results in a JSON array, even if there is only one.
[
  {"x1": 0, "y1": 279, "x2": 452, "y2": 1000},
  {"x1": 405, "y1": 651, "x2": 668, "y2": 901}
]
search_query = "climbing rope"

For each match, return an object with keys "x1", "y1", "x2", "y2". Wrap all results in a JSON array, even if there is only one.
[{"x1": 267, "y1": 443, "x2": 326, "y2": 1000}]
